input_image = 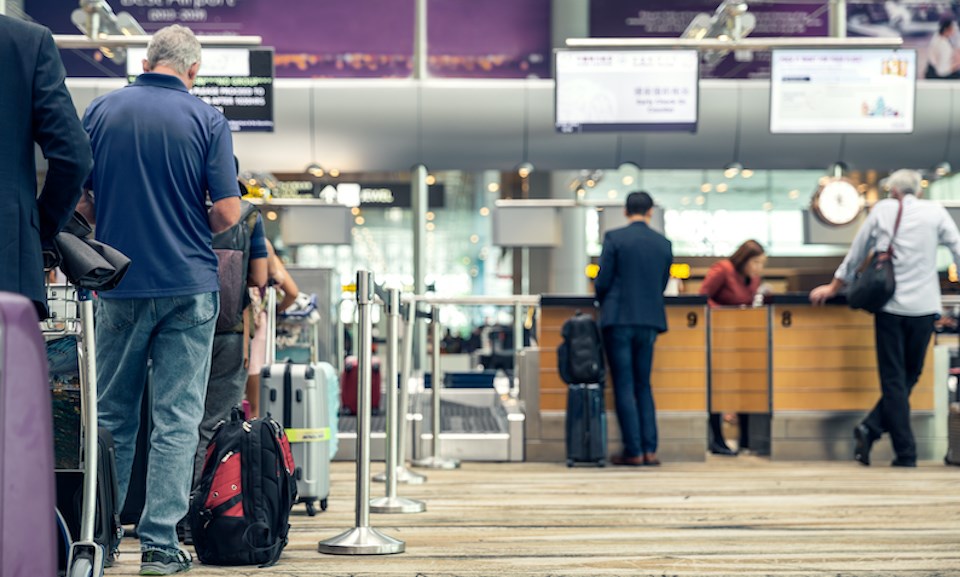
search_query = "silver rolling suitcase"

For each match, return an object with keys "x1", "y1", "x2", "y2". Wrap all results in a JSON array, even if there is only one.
[{"x1": 260, "y1": 286, "x2": 333, "y2": 514}]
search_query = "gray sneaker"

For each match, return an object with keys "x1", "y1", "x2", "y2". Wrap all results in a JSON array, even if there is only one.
[{"x1": 139, "y1": 549, "x2": 192, "y2": 575}]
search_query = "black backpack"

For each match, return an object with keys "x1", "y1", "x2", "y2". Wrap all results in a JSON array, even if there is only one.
[
  {"x1": 212, "y1": 201, "x2": 260, "y2": 333},
  {"x1": 557, "y1": 311, "x2": 605, "y2": 385},
  {"x1": 189, "y1": 409, "x2": 297, "y2": 567}
]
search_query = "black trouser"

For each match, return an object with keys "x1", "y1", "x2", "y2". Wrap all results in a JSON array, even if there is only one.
[
  {"x1": 862, "y1": 312, "x2": 935, "y2": 461},
  {"x1": 709, "y1": 413, "x2": 749, "y2": 449}
]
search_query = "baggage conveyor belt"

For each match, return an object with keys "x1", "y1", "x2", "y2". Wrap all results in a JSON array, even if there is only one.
[{"x1": 334, "y1": 389, "x2": 524, "y2": 462}]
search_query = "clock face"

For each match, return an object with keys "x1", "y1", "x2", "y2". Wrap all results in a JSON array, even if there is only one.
[{"x1": 813, "y1": 179, "x2": 862, "y2": 226}]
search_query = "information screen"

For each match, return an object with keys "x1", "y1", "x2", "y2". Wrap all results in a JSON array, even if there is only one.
[
  {"x1": 555, "y1": 50, "x2": 699, "y2": 133},
  {"x1": 770, "y1": 49, "x2": 916, "y2": 134},
  {"x1": 128, "y1": 47, "x2": 275, "y2": 133}
]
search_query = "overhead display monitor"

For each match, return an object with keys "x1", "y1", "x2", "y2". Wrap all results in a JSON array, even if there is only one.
[
  {"x1": 128, "y1": 47, "x2": 275, "y2": 133},
  {"x1": 770, "y1": 49, "x2": 916, "y2": 134},
  {"x1": 555, "y1": 50, "x2": 700, "y2": 133}
]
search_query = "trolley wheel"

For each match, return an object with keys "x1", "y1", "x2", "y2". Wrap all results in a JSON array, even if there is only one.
[
  {"x1": 566, "y1": 459, "x2": 574, "y2": 468},
  {"x1": 68, "y1": 557, "x2": 94, "y2": 577},
  {"x1": 305, "y1": 500, "x2": 317, "y2": 517},
  {"x1": 597, "y1": 459, "x2": 607, "y2": 468},
  {"x1": 320, "y1": 498, "x2": 328, "y2": 511}
]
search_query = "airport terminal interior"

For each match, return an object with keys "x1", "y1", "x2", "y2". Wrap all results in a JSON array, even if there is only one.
[{"x1": 6, "y1": 0, "x2": 960, "y2": 575}]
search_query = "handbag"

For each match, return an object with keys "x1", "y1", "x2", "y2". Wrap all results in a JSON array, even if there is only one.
[{"x1": 847, "y1": 199, "x2": 903, "y2": 313}]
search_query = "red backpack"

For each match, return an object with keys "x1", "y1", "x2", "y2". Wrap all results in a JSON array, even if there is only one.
[{"x1": 189, "y1": 409, "x2": 297, "y2": 567}]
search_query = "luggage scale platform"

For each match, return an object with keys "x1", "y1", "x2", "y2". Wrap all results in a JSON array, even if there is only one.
[{"x1": 334, "y1": 388, "x2": 524, "y2": 462}]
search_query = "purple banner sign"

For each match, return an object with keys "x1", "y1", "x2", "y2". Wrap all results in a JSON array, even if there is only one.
[
  {"x1": 589, "y1": 0, "x2": 830, "y2": 79},
  {"x1": 26, "y1": 0, "x2": 550, "y2": 78}
]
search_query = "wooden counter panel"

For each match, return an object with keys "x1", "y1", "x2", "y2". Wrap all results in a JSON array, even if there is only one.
[
  {"x1": 711, "y1": 308, "x2": 768, "y2": 328},
  {"x1": 770, "y1": 305, "x2": 873, "y2": 328},
  {"x1": 773, "y1": 327, "x2": 875, "y2": 347},
  {"x1": 711, "y1": 371, "x2": 769, "y2": 392},
  {"x1": 773, "y1": 347, "x2": 877, "y2": 370},
  {"x1": 710, "y1": 330, "x2": 768, "y2": 349},
  {"x1": 651, "y1": 369, "x2": 708, "y2": 391},
  {"x1": 712, "y1": 392, "x2": 770, "y2": 413},
  {"x1": 657, "y1": 330, "x2": 707, "y2": 348},
  {"x1": 655, "y1": 390, "x2": 708, "y2": 412},
  {"x1": 652, "y1": 349, "x2": 707, "y2": 370},
  {"x1": 711, "y1": 350, "x2": 768, "y2": 370}
]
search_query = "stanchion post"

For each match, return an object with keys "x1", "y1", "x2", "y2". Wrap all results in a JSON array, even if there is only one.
[
  {"x1": 318, "y1": 271, "x2": 404, "y2": 555},
  {"x1": 370, "y1": 289, "x2": 426, "y2": 513},
  {"x1": 265, "y1": 284, "x2": 277, "y2": 366},
  {"x1": 412, "y1": 305, "x2": 460, "y2": 469}
]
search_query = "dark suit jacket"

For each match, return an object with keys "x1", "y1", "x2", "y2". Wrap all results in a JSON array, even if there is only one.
[
  {"x1": 594, "y1": 221, "x2": 673, "y2": 332},
  {"x1": 0, "y1": 15, "x2": 92, "y2": 316}
]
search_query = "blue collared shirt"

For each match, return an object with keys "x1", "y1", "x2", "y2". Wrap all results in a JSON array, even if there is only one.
[{"x1": 83, "y1": 73, "x2": 239, "y2": 298}]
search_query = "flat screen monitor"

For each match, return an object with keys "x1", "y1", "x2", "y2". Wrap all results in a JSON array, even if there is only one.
[
  {"x1": 128, "y1": 47, "x2": 275, "y2": 133},
  {"x1": 555, "y1": 49, "x2": 699, "y2": 133},
  {"x1": 770, "y1": 49, "x2": 916, "y2": 134}
]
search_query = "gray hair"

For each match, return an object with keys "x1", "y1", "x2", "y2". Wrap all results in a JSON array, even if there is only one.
[
  {"x1": 146, "y1": 25, "x2": 201, "y2": 76},
  {"x1": 885, "y1": 169, "x2": 923, "y2": 196}
]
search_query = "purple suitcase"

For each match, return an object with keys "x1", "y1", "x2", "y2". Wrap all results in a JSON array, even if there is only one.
[{"x1": 0, "y1": 292, "x2": 56, "y2": 577}]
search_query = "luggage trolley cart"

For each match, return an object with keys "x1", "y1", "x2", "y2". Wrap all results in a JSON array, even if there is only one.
[{"x1": 44, "y1": 284, "x2": 108, "y2": 577}]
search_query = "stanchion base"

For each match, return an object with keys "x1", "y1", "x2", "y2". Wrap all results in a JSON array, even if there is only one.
[
  {"x1": 411, "y1": 455, "x2": 461, "y2": 469},
  {"x1": 370, "y1": 496, "x2": 426, "y2": 514},
  {"x1": 374, "y1": 465, "x2": 428, "y2": 485},
  {"x1": 317, "y1": 527, "x2": 405, "y2": 555}
]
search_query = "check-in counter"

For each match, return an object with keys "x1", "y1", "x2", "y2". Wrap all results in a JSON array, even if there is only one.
[
  {"x1": 708, "y1": 307, "x2": 773, "y2": 453},
  {"x1": 767, "y1": 294, "x2": 936, "y2": 461},
  {"x1": 526, "y1": 295, "x2": 708, "y2": 462}
]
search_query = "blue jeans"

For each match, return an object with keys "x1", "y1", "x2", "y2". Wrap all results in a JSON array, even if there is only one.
[
  {"x1": 603, "y1": 325, "x2": 658, "y2": 457},
  {"x1": 96, "y1": 293, "x2": 218, "y2": 554}
]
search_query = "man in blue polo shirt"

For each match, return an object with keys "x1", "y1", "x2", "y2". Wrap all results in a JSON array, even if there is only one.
[{"x1": 82, "y1": 24, "x2": 240, "y2": 575}]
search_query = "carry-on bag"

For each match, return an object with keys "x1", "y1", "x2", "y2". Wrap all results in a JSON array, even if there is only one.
[
  {"x1": 565, "y1": 383, "x2": 608, "y2": 467},
  {"x1": 189, "y1": 408, "x2": 296, "y2": 566},
  {"x1": 56, "y1": 428, "x2": 123, "y2": 562},
  {"x1": 261, "y1": 362, "x2": 333, "y2": 515},
  {"x1": 0, "y1": 292, "x2": 58, "y2": 577},
  {"x1": 341, "y1": 354, "x2": 382, "y2": 415},
  {"x1": 947, "y1": 379, "x2": 960, "y2": 466}
]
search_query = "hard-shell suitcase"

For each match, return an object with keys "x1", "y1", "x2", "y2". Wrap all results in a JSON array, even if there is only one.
[
  {"x1": 315, "y1": 361, "x2": 341, "y2": 458},
  {"x1": 948, "y1": 407, "x2": 960, "y2": 466},
  {"x1": 0, "y1": 292, "x2": 57, "y2": 577},
  {"x1": 341, "y1": 355, "x2": 381, "y2": 415},
  {"x1": 261, "y1": 362, "x2": 332, "y2": 515},
  {"x1": 565, "y1": 383, "x2": 608, "y2": 467},
  {"x1": 947, "y1": 382, "x2": 960, "y2": 466}
]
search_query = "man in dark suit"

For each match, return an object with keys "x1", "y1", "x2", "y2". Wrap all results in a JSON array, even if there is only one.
[
  {"x1": 594, "y1": 191, "x2": 673, "y2": 467},
  {"x1": 0, "y1": 14, "x2": 92, "y2": 317}
]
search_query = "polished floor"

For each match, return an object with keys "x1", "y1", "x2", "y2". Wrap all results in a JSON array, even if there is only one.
[{"x1": 108, "y1": 456, "x2": 960, "y2": 576}]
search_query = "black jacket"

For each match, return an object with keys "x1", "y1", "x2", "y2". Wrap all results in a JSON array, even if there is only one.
[
  {"x1": 594, "y1": 221, "x2": 673, "y2": 332},
  {"x1": 0, "y1": 15, "x2": 92, "y2": 316}
]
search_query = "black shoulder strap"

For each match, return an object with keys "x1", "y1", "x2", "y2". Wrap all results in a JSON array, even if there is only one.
[{"x1": 887, "y1": 198, "x2": 904, "y2": 257}]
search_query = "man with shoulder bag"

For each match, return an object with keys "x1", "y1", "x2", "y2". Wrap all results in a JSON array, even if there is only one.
[{"x1": 810, "y1": 169, "x2": 960, "y2": 467}]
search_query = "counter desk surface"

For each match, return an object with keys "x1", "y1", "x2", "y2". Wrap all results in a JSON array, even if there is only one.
[
  {"x1": 539, "y1": 293, "x2": 933, "y2": 413},
  {"x1": 532, "y1": 294, "x2": 938, "y2": 461}
]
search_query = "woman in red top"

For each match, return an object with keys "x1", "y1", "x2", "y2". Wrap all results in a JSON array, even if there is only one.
[{"x1": 699, "y1": 240, "x2": 767, "y2": 456}]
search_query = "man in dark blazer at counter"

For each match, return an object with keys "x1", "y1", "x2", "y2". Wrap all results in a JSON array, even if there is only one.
[
  {"x1": 594, "y1": 191, "x2": 673, "y2": 466},
  {"x1": 0, "y1": 14, "x2": 92, "y2": 317}
]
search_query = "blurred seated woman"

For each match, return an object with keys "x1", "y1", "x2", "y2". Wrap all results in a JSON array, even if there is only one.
[{"x1": 699, "y1": 240, "x2": 767, "y2": 456}]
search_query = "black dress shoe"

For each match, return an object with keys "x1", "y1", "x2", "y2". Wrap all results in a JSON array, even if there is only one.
[
  {"x1": 891, "y1": 458, "x2": 917, "y2": 468},
  {"x1": 709, "y1": 441, "x2": 737, "y2": 456},
  {"x1": 853, "y1": 424, "x2": 875, "y2": 466}
]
